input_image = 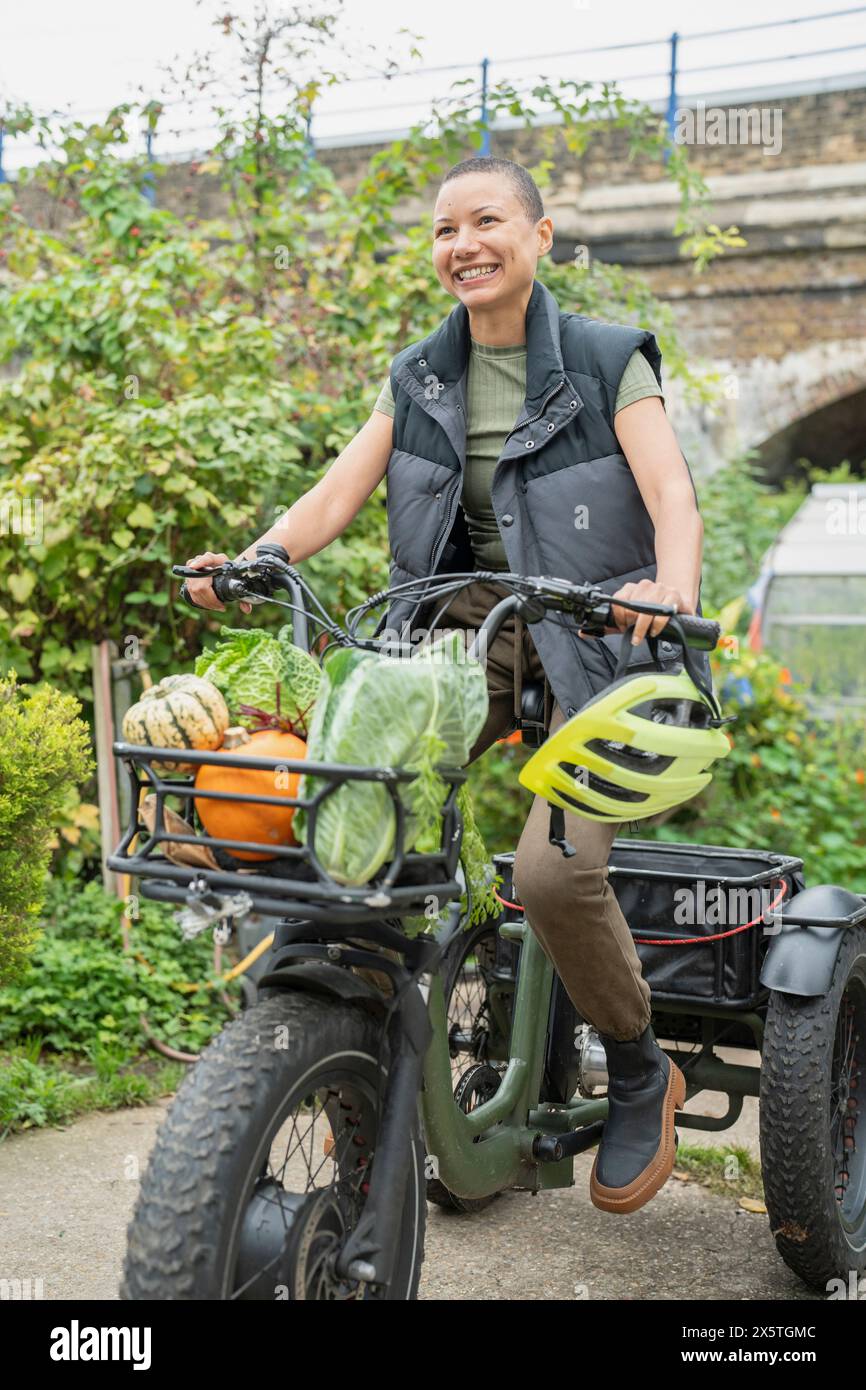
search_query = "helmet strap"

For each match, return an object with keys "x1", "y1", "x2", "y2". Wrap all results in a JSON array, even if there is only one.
[
  {"x1": 612, "y1": 627, "x2": 664, "y2": 682},
  {"x1": 618, "y1": 619, "x2": 733, "y2": 729},
  {"x1": 548, "y1": 803, "x2": 576, "y2": 858}
]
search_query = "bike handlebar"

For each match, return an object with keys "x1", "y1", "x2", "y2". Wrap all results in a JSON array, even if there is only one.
[
  {"x1": 175, "y1": 542, "x2": 292, "y2": 607},
  {"x1": 171, "y1": 548, "x2": 721, "y2": 656}
]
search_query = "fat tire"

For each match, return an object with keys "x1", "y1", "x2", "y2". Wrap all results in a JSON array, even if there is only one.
[
  {"x1": 760, "y1": 924, "x2": 866, "y2": 1290},
  {"x1": 121, "y1": 990, "x2": 426, "y2": 1299}
]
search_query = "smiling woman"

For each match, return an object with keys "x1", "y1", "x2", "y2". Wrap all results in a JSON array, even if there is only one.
[
  {"x1": 186, "y1": 151, "x2": 715, "y2": 1219},
  {"x1": 431, "y1": 163, "x2": 549, "y2": 346},
  {"x1": 369, "y1": 154, "x2": 716, "y2": 1218}
]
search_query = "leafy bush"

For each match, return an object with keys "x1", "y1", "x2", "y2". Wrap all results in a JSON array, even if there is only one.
[
  {"x1": 0, "y1": 673, "x2": 92, "y2": 983},
  {"x1": 699, "y1": 452, "x2": 806, "y2": 612},
  {"x1": 660, "y1": 601, "x2": 866, "y2": 891},
  {"x1": 0, "y1": 877, "x2": 240, "y2": 1055},
  {"x1": 0, "y1": 48, "x2": 728, "y2": 707}
]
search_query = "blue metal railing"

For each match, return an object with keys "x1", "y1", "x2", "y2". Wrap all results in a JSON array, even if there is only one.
[{"x1": 1, "y1": 6, "x2": 865, "y2": 190}]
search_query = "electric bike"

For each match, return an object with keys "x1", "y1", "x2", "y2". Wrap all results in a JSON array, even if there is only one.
[{"x1": 109, "y1": 546, "x2": 866, "y2": 1298}]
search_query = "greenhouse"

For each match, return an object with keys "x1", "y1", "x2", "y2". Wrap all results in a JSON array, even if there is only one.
[{"x1": 749, "y1": 483, "x2": 866, "y2": 717}]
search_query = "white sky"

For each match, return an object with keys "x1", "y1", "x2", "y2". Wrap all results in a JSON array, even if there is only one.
[{"x1": 2, "y1": 0, "x2": 865, "y2": 168}]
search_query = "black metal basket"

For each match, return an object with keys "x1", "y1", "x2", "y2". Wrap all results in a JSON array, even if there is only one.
[
  {"x1": 493, "y1": 840, "x2": 810, "y2": 1012},
  {"x1": 107, "y1": 741, "x2": 467, "y2": 925},
  {"x1": 607, "y1": 839, "x2": 807, "y2": 1010}
]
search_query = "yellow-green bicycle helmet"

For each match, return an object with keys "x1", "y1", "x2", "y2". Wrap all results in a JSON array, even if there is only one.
[{"x1": 519, "y1": 620, "x2": 734, "y2": 823}]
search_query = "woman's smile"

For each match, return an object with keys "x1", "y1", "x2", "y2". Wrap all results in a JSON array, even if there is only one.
[{"x1": 454, "y1": 262, "x2": 502, "y2": 287}]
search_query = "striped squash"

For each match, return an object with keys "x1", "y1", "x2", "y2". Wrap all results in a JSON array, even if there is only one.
[{"x1": 122, "y1": 674, "x2": 229, "y2": 772}]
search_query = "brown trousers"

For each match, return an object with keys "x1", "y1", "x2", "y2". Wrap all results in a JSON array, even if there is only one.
[{"x1": 438, "y1": 579, "x2": 652, "y2": 1042}]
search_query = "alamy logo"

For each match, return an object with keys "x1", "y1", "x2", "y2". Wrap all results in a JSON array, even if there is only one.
[
  {"x1": 674, "y1": 101, "x2": 782, "y2": 156},
  {"x1": 673, "y1": 883, "x2": 783, "y2": 929},
  {"x1": 0, "y1": 497, "x2": 43, "y2": 545},
  {"x1": 49, "y1": 1321, "x2": 152, "y2": 1371},
  {"x1": 423, "y1": 372, "x2": 445, "y2": 401},
  {"x1": 825, "y1": 491, "x2": 866, "y2": 536},
  {"x1": 0, "y1": 1276, "x2": 44, "y2": 1299}
]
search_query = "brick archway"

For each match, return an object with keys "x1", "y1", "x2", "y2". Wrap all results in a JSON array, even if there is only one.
[
  {"x1": 736, "y1": 341, "x2": 866, "y2": 482},
  {"x1": 667, "y1": 339, "x2": 866, "y2": 482}
]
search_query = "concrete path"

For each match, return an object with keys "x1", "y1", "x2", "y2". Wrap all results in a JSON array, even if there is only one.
[{"x1": 0, "y1": 1054, "x2": 821, "y2": 1302}]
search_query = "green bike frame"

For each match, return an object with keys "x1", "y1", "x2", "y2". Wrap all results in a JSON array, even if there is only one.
[{"x1": 420, "y1": 918, "x2": 609, "y2": 1198}]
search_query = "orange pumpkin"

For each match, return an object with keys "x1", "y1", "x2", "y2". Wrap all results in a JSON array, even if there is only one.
[{"x1": 194, "y1": 728, "x2": 306, "y2": 861}]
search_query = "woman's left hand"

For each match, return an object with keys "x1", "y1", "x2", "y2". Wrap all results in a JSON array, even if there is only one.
[{"x1": 605, "y1": 579, "x2": 694, "y2": 646}]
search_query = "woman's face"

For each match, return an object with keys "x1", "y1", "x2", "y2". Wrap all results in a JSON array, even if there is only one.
[{"x1": 432, "y1": 173, "x2": 552, "y2": 307}]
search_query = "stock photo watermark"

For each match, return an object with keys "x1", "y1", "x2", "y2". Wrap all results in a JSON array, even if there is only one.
[
  {"x1": 825, "y1": 489, "x2": 866, "y2": 536},
  {"x1": 0, "y1": 1276, "x2": 45, "y2": 1299},
  {"x1": 50, "y1": 1323, "x2": 152, "y2": 1370},
  {"x1": 674, "y1": 101, "x2": 783, "y2": 156},
  {"x1": 673, "y1": 883, "x2": 785, "y2": 933},
  {"x1": 0, "y1": 497, "x2": 43, "y2": 546},
  {"x1": 377, "y1": 623, "x2": 491, "y2": 665},
  {"x1": 826, "y1": 1271, "x2": 866, "y2": 1300}
]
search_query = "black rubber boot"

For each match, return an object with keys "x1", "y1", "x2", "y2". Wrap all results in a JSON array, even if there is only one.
[{"x1": 589, "y1": 1023, "x2": 686, "y2": 1214}]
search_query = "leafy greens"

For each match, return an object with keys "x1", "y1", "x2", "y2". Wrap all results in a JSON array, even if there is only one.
[
  {"x1": 295, "y1": 631, "x2": 490, "y2": 891},
  {"x1": 194, "y1": 625, "x2": 321, "y2": 732}
]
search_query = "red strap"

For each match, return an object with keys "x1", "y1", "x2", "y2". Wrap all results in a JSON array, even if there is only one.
[{"x1": 493, "y1": 879, "x2": 790, "y2": 945}]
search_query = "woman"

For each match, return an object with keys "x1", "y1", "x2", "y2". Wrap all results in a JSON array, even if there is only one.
[{"x1": 186, "y1": 155, "x2": 710, "y2": 1215}]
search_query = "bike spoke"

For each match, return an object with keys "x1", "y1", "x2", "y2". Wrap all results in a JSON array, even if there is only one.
[{"x1": 229, "y1": 1070, "x2": 382, "y2": 1300}]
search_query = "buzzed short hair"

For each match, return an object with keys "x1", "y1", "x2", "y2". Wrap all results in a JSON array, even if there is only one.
[{"x1": 439, "y1": 156, "x2": 544, "y2": 225}]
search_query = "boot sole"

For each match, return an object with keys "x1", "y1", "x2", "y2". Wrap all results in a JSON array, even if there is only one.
[{"x1": 589, "y1": 1058, "x2": 687, "y2": 1215}]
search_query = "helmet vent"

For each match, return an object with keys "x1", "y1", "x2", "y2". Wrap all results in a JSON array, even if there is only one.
[
  {"x1": 558, "y1": 761, "x2": 650, "y2": 805},
  {"x1": 585, "y1": 740, "x2": 674, "y2": 774},
  {"x1": 634, "y1": 697, "x2": 711, "y2": 729}
]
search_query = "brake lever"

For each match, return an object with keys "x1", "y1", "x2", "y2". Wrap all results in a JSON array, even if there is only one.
[
  {"x1": 571, "y1": 594, "x2": 613, "y2": 637},
  {"x1": 171, "y1": 561, "x2": 268, "y2": 609},
  {"x1": 172, "y1": 564, "x2": 223, "y2": 579}
]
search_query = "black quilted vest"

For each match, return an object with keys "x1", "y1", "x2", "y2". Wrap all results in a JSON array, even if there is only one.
[{"x1": 383, "y1": 277, "x2": 712, "y2": 717}]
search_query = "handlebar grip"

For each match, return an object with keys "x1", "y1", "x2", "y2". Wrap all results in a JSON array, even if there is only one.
[
  {"x1": 600, "y1": 604, "x2": 720, "y2": 651},
  {"x1": 212, "y1": 572, "x2": 249, "y2": 604},
  {"x1": 665, "y1": 613, "x2": 721, "y2": 650},
  {"x1": 176, "y1": 572, "x2": 247, "y2": 609}
]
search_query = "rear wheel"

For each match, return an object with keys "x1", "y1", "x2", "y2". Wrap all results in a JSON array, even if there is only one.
[
  {"x1": 122, "y1": 992, "x2": 426, "y2": 1300},
  {"x1": 760, "y1": 925, "x2": 866, "y2": 1290},
  {"x1": 426, "y1": 917, "x2": 515, "y2": 1214},
  {"x1": 441, "y1": 916, "x2": 515, "y2": 1081}
]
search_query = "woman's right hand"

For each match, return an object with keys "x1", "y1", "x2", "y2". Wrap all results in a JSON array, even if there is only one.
[{"x1": 184, "y1": 552, "x2": 252, "y2": 614}]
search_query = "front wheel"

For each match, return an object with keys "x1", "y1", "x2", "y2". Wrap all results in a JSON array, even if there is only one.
[
  {"x1": 760, "y1": 924, "x2": 866, "y2": 1290},
  {"x1": 122, "y1": 991, "x2": 426, "y2": 1300}
]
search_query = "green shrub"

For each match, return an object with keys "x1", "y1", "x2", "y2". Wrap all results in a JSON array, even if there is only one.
[
  {"x1": 0, "y1": 1042, "x2": 184, "y2": 1134},
  {"x1": 699, "y1": 452, "x2": 806, "y2": 612},
  {"x1": 0, "y1": 877, "x2": 240, "y2": 1055},
  {"x1": 0, "y1": 674, "x2": 92, "y2": 984},
  {"x1": 660, "y1": 615, "x2": 866, "y2": 891}
]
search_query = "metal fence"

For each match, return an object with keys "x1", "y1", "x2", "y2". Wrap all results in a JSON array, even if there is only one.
[{"x1": 1, "y1": 5, "x2": 866, "y2": 181}]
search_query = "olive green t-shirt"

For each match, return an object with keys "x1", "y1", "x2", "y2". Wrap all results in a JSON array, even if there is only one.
[{"x1": 373, "y1": 342, "x2": 662, "y2": 571}]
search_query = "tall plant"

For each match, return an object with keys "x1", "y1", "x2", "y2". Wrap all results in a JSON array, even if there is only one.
[{"x1": 0, "y1": 15, "x2": 739, "y2": 702}]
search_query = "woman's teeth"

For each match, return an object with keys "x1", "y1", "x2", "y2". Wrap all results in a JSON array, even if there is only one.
[{"x1": 456, "y1": 264, "x2": 499, "y2": 282}]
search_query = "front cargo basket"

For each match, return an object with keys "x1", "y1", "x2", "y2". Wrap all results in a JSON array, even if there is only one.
[{"x1": 107, "y1": 741, "x2": 467, "y2": 926}]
